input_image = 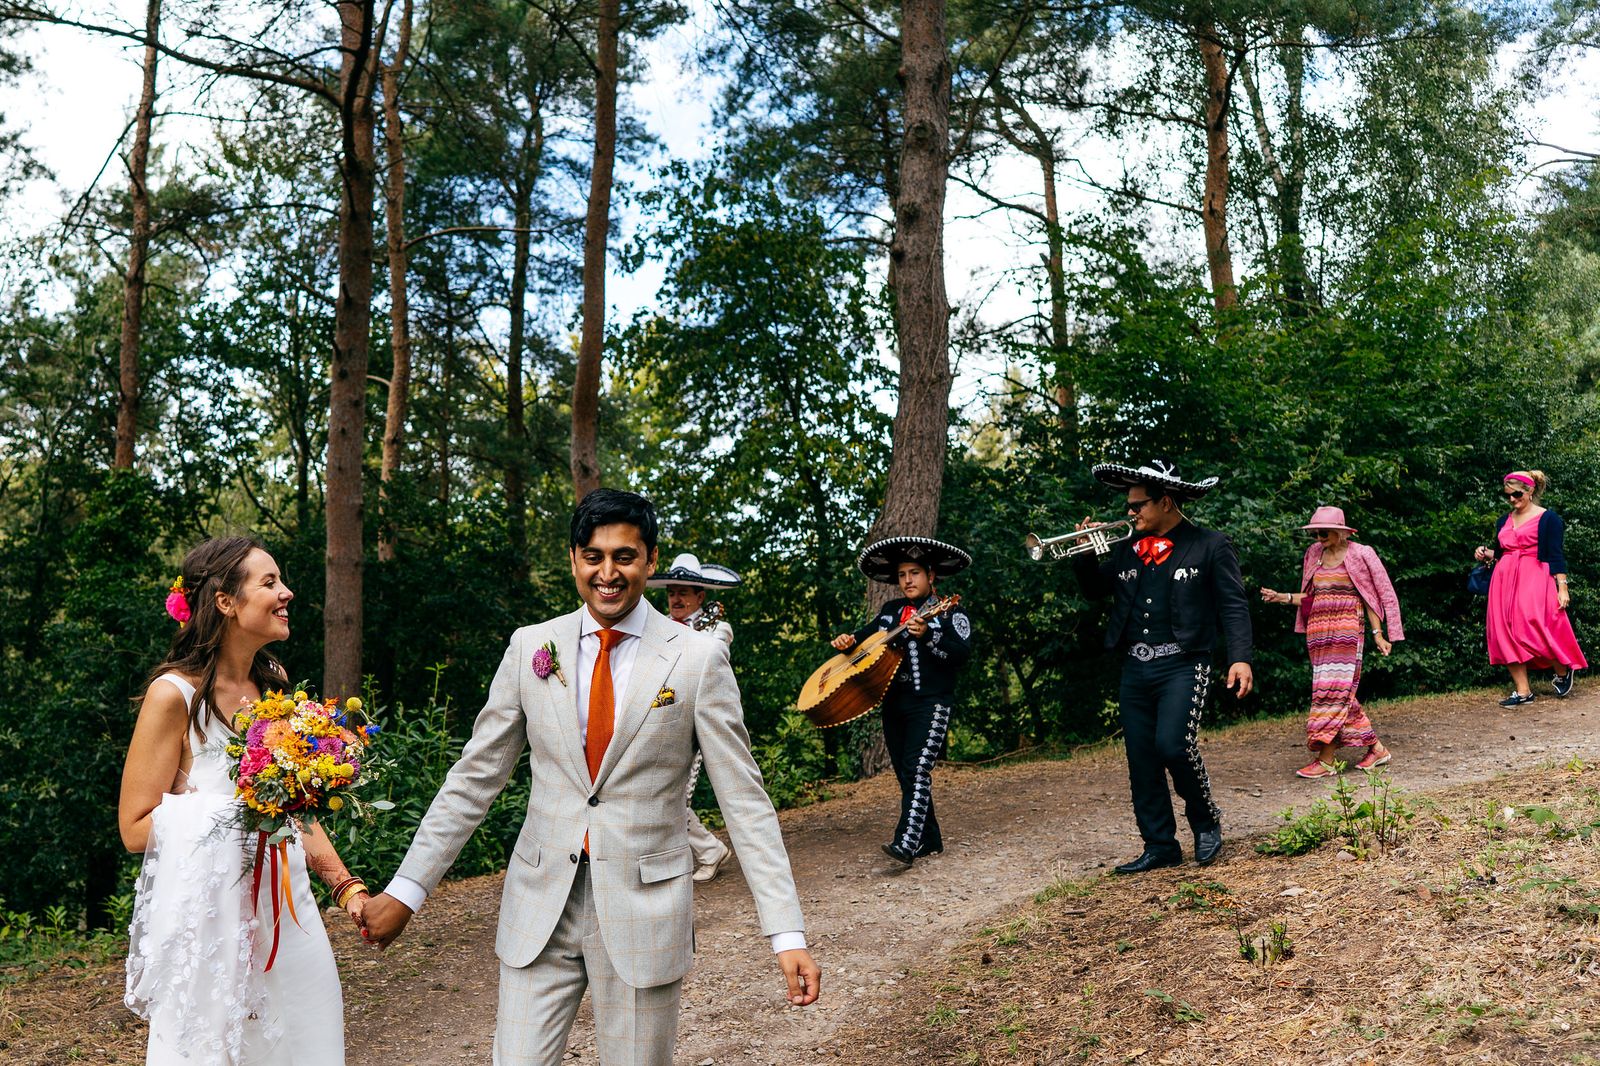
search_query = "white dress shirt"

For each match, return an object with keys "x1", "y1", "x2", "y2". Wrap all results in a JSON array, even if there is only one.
[{"x1": 386, "y1": 597, "x2": 804, "y2": 955}]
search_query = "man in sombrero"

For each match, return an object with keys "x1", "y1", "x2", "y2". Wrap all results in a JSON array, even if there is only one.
[
  {"x1": 831, "y1": 537, "x2": 973, "y2": 867},
  {"x1": 1074, "y1": 458, "x2": 1253, "y2": 874},
  {"x1": 648, "y1": 553, "x2": 739, "y2": 882}
]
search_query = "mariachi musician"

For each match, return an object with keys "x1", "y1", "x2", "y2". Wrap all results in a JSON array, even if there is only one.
[
  {"x1": 1073, "y1": 459, "x2": 1253, "y2": 874},
  {"x1": 648, "y1": 552, "x2": 739, "y2": 882},
  {"x1": 831, "y1": 537, "x2": 973, "y2": 867}
]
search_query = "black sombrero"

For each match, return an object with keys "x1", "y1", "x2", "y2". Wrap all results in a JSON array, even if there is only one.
[
  {"x1": 856, "y1": 536, "x2": 972, "y2": 586},
  {"x1": 647, "y1": 553, "x2": 742, "y2": 589},
  {"x1": 1092, "y1": 458, "x2": 1219, "y2": 502}
]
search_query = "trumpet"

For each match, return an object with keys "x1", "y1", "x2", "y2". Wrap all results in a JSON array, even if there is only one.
[{"x1": 1023, "y1": 520, "x2": 1134, "y2": 561}]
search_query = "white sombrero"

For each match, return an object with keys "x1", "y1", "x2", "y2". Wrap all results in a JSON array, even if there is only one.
[
  {"x1": 647, "y1": 553, "x2": 742, "y2": 589},
  {"x1": 856, "y1": 536, "x2": 972, "y2": 586},
  {"x1": 1092, "y1": 458, "x2": 1220, "y2": 502}
]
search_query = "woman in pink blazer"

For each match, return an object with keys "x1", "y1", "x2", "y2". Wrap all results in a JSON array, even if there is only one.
[{"x1": 1261, "y1": 507, "x2": 1404, "y2": 778}]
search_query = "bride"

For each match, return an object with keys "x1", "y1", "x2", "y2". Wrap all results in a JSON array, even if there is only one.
[{"x1": 120, "y1": 536, "x2": 367, "y2": 1065}]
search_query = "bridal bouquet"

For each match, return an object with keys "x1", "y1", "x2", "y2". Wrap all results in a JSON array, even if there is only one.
[{"x1": 227, "y1": 689, "x2": 389, "y2": 846}]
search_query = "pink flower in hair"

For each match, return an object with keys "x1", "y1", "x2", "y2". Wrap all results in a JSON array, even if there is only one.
[{"x1": 165, "y1": 576, "x2": 191, "y2": 627}]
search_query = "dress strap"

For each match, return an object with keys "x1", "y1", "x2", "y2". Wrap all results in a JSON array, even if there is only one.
[{"x1": 152, "y1": 672, "x2": 197, "y2": 709}]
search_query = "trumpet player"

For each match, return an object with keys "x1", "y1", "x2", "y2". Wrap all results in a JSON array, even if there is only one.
[{"x1": 1072, "y1": 459, "x2": 1253, "y2": 874}]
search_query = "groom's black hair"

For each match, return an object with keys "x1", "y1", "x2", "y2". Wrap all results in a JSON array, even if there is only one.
[{"x1": 570, "y1": 488, "x2": 659, "y2": 551}]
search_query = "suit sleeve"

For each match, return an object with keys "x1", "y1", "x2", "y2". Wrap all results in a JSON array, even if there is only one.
[
  {"x1": 1210, "y1": 536, "x2": 1254, "y2": 665},
  {"x1": 395, "y1": 632, "x2": 529, "y2": 894},
  {"x1": 853, "y1": 611, "x2": 888, "y2": 645},
  {"x1": 693, "y1": 640, "x2": 805, "y2": 937},
  {"x1": 1073, "y1": 551, "x2": 1117, "y2": 600},
  {"x1": 924, "y1": 605, "x2": 973, "y2": 665}
]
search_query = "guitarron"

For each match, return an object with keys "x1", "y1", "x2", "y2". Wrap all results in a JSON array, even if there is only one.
[{"x1": 796, "y1": 595, "x2": 961, "y2": 729}]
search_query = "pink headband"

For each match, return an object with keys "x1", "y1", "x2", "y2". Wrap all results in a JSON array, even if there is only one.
[{"x1": 1504, "y1": 473, "x2": 1535, "y2": 487}]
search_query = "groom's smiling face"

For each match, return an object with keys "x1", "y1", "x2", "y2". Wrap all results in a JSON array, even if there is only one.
[{"x1": 571, "y1": 523, "x2": 657, "y2": 626}]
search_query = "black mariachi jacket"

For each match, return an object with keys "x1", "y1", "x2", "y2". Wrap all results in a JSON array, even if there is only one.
[
  {"x1": 1073, "y1": 519, "x2": 1254, "y2": 665},
  {"x1": 852, "y1": 595, "x2": 973, "y2": 700}
]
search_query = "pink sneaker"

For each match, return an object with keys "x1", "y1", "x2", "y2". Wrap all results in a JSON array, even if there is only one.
[
  {"x1": 1296, "y1": 760, "x2": 1338, "y2": 779},
  {"x1": 1355, "y1": 746, "x2": 1392, "y2": 770}
]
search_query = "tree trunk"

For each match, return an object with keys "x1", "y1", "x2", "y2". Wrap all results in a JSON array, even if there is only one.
[
  {"x1": 569, "y1": 0, "x2": 619, "y2": 500},
  {"x1": 376, "y1": 0, "x2": 414, "y2": 562},
  {"x1": 1196, "y1": 26, "x2": 1237, "y2": 312},
  {"x1": 506, "y1": 192, "x2": 532, "y2": 581},
  {"x1": 114, "y1": 0, "x2": 161, "y2": 470},
  {"x1": 1277, "y1": 27, "x2": 1308, "y2": 312},
  {"x1": 1039, "y1": 151, "x2": 1077, "y2": 445},
  {"x1": 865, "y1": 0, "x2": 953, "y2": 619},
  {"x1": 324, "y1": 0, "x2": 378, "y2": 697}
]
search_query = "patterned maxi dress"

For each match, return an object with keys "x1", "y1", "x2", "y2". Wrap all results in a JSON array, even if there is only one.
[{"x1": 1304, "y1": 563, "x2": 1378, "y2": 752}]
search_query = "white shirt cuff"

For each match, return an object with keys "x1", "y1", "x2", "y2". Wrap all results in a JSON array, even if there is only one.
[
  {"x1": 384, "y1": 875, "x2": 428, "y2": 914},
  {"x1": 769, "y1": 930, "x2": 807, "y2": 954}
]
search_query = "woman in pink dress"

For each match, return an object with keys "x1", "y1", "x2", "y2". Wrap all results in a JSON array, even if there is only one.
[{"x1": 1474, "y1": 470, "x2": 1585, "y2": 707}]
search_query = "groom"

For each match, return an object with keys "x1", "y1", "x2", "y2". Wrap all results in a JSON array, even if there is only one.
[{"x1": 361, "y1": 489, "x2": 820, "y2": 1065}]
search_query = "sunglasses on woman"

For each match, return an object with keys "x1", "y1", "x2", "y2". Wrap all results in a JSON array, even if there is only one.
[
  {"x1": 1504, "y1": 489, "x2": 1526, "y2": 501},
  {"x1": 1310, "y1": 529, "x2": 1335, "y2": 539}
]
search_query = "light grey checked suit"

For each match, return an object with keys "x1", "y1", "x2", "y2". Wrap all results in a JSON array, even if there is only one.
[{"x1": 394, "y1": 600, "x2": 805, "y2": 1063}]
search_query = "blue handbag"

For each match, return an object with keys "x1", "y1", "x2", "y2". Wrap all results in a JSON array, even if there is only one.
[{"x1": 1467, "y1": 563, "x2": 1493, "y2": 596}]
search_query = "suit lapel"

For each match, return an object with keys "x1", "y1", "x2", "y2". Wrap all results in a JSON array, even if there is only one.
[
  {"x1": 550, "y1": 607, "x2": 591, "y2": 791},
  {"x1": 594, "y1": 603, "x2": 682, "y2": 789},
  {"x1": 1168, "y1": 522, "x2": 1202, "y2": 576}
]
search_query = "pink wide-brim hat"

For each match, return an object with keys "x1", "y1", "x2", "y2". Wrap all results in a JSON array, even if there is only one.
[{"x1": 1301, "y1": 505, "x2": 1357, "y2": 532}]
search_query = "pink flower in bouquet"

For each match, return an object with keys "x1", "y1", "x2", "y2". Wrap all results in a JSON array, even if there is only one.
[
  {"x1": 246, "y1": 719, "x2": 271, "y2": 747},
  {"x1": 240, "y1": 747, "x2": 272, "y2": 777},
  {"x1": 319, "y1": 736, "x2": 345, "y2": 757}
]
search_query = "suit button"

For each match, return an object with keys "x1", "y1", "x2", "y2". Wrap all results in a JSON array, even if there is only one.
[
  {"x1": 1146, "y1": 598, "x2": 1152, "y2": 604},
  {"x1": 569, "y1": 853, "x2": 579, "y2": 863},
  {"x1": 588, "y1": 796, "x2": 599, "y2": 807},
  {"x1": 1142, "y1": 628, "x2": 1149, "y2": 635}
]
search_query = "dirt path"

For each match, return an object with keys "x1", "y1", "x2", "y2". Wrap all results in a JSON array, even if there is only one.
[{"x1": 333, "y1": 686, "x2": 1599, "y2": 1065}]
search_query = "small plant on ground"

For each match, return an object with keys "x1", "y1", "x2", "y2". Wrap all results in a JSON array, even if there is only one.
[
  {"x1": 1167, "y1": 880, "x2": 1231, "y2": 911},
  {"x1": 1144, "y1": 988, "x2": 1206, "y2": 1022}
]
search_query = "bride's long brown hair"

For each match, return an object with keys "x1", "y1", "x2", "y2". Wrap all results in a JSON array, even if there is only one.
[{"x1": 141, "y1": 536, "x2": 289, "y2": 740}]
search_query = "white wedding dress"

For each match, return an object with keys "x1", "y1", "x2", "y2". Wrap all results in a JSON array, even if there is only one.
[{"x1": 125, "y1": 674, "x2": 345, "y2": 1065}]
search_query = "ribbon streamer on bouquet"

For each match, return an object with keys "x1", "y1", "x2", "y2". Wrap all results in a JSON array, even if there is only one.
[{"x1": 251, "y1": 830, "x2": 305, "y2": 972}]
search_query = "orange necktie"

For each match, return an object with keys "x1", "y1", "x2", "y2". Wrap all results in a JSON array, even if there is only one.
[
  {"x1": 584, "y1": 628, "x2": 624, "y2": 855},
  {"x1": 586, "y1": 628, "x2": 625, "y2": 782}
]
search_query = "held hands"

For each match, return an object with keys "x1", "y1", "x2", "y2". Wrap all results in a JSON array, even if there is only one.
[
  {"x1": 777, "y1": 948, "x2": 821, "y2": 1006},
  {"x1": 1227, "y1": 662, "x2": 1253, "y2": 699},
  {"x1": 831, "y1": 633, "x2": 857, "y2": 651},
  {"x1": 1474, "y1": 546, "x2": 1494, "y2": 564},
  {"x1": 359, "y1": 891, "x2": 414, "y2": 950},
  {"x1": 344, "y1": 890, "x2": 371, "y2": 932}
]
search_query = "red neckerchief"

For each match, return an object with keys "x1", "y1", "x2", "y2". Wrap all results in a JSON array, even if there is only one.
[
  {"x1": 898, "y1": 604, "x2": 918, "y2": 625},
  {"x1": 1135, "y1": 536, "x2": 1175, "y2": 566}
]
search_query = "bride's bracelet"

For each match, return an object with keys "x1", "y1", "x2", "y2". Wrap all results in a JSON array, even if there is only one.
[{"x1": 331, "y1": 876, "x2": 368, "y2": 909}]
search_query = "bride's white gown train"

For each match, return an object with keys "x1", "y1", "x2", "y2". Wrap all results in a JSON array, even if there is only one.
[{"x1": 126, "y1": 673, "x2": 345, "y2": 1066}]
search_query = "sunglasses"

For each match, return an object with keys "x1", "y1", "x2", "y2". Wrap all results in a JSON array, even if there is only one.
[
  {"x1": 1126, "y1": 498, "x2": 1159, "y2": 512},
  {"x1": 1504, "y1": 489, "x2": 1526, "y2": 501},
  {"x1": 1310, "y1": 529, "x2": 1336, "y2": 539}
]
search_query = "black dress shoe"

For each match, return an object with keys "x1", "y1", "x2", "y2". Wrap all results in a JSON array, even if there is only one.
[
  {"x1": 1113, "y1": 850, "x2": 1182, "y2": 875},
  {"x1": 913, "y1": 843, "x2": 943, "y2": 858},
  {"x1": 881, "y1": 842, "x2": 915, "y2": 867},
  {"x1": 1195, "y1": 826, "x2": 1223, "y2": 866}
]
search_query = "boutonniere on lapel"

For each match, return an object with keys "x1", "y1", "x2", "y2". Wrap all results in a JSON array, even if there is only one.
[
  {"x1": 651, "y1": 686, "x2": 676, "y2": 709},
  {"x1": 531, "y1": 640, "x2": 567, "y2": 686}
]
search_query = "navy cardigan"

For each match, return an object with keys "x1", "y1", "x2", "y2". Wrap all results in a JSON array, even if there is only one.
[{"x1": 1493, "y1": 509, "x2": 1570, "y2": 575}]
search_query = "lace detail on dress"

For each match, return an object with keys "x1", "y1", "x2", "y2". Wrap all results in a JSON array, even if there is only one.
[{"x1": 125, "y1": 676, "x2": 282, "y2": 1065}]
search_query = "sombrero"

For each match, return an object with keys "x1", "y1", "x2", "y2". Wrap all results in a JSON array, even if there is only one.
[
  {"x1": 856, "y1": 536, "x2": 972, "y2": 586},
  {"x1": 1092, "y1": 457, "x2": 1219, "y2": 502},
  {"x1": 647, "y1": 553, "x2": 742, "y2": 589}
]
